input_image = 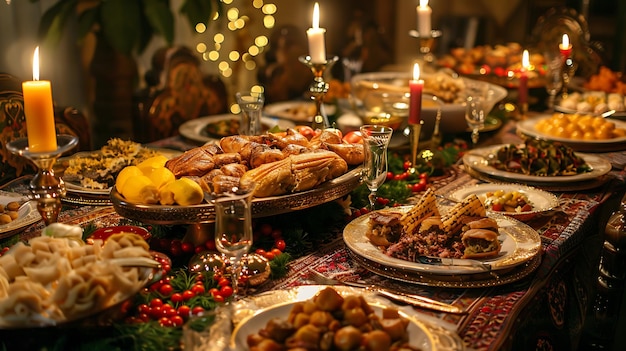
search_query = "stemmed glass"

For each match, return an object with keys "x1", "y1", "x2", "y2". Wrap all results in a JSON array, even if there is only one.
[
  {"x1": 213, "y1": 181, "x2": 256, "y2": 299},
  {"x1": 360, "y1": 125, "x2": 393, "y2": 210},
  {"x1": 545, "y1": 58, "x2": 564, "y2": 111},
  {"x1": 236, "y1": 91, "x2": 264, "y2": 136},
  {"x1": 465, "y1": 96, "x2": 486, "y2": 146}
]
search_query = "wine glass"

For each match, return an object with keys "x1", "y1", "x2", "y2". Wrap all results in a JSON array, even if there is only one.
[
  {"x1": 236, "y1": 91, "x2": 264, "y2": 136},
  {"x1": 465, "y1": 96, "x2": 486, "y2": 146},
  {"x1": 545, "y1": 59, "x2": 564, "y2": 111},
  {"x1": 213, "y1": 181, "x2": 256, "y2": 299},
  {"x1": 360, "y1": 125, "x2": 393, "y2": 210}
]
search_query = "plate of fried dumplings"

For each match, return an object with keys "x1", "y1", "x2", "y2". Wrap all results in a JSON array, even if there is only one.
[{"x1": 343, "y1": 189, "x2": 542, "y2": 276}]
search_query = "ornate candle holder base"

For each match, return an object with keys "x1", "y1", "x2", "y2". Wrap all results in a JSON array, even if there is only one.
[
  {"x1": 299, "y1": 55, "x2": 339, "y2": 130},
  {"x1": 409, "y1": 30, "x2": 442, "y2": 65},
  {"x1": 6, "y1": 135, "x2": 78, "y2": 225}
]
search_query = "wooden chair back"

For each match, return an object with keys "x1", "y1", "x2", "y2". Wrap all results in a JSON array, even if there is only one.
[{"x1": 133, "y1": 46, "x2": 227, "y2": 143}]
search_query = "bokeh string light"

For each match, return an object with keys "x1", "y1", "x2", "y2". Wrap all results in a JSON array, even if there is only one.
[{"x1": 192, "y1": 0, "x2": 276, "y2": 113}]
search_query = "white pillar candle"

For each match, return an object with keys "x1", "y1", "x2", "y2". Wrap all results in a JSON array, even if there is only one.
[
  {"x1": 307, "y1": 2, "x2": 327, "y2": 63},
  {"x1": 417, "y1": 0, "x2": 432, "y2": 37}
]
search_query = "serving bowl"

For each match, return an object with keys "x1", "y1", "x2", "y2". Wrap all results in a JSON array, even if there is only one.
[{"x1": 350, "y1": 71, "x2": 508, "y2": 136}]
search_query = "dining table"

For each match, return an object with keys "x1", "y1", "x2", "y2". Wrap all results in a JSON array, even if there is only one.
[{"x1": 1, "y1": 109, "x2": 625, "y2": 351}]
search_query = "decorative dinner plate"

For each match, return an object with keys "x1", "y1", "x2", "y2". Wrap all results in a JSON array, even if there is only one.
[
  {"x1": 58, "y1": 148, "x2": 182, "y2": 203},
  {"x1": 229, "y1": 285, "x2": 464, "y2": 351},
  {"x1": 264, "y1": 101, "x2": 337, "y2": 123},
  {"x1": 0, "y1": 192, "x2": 40, "y2": 239},
  {"x1": 343, "y1": 206, "x2": 541, "y2": 275},
  {"x1": 554, "y1": 104, "x2": 626, "y2": 119},
  {"x1": 462, "y1": 145, "x2": 613, "y2": 184},
  {"x1": 516, "y1": 116, "x2": 626, "y2": 152},
  {"x1": 178, "y1": 114, "x2": 295, "y2": 143},
  {"x1": 447, "y1": 183, "x2": 559, "y2": 221},
  {"x1": 111, "y1": 167, "x2": 362, "y2": 225}
]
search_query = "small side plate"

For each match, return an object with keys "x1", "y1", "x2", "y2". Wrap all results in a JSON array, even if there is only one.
[{"x1": 447, "y1": 183, "x2": 559, "y2": 221}]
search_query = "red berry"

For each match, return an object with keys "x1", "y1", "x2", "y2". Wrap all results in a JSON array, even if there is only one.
[
  {"x1": 219, "y1": 285, "x2": 234, "y2": 298},
  {"x1": 158, "y1": 317, "x2": 173, "y2": 327},
  {"x1": 158, "y1": 284, "x2": 173, "y2": 296},
  {"x1": 149, "y1": 298, "x2": 163, "y2": 308},
  {"x1": 191, "y1": 284, "x2": 205, "y2": 295},
  {"x1": 192, "y1": 306, "x2": 205, "y2": 315},
  {"x1": 177, "y1": 305, "x2": 191, "y2": 318},
  {"x1": 181, "y1": 242, "x2": 194, "y2": 253},
  {"x1": 274, "y1": 239, "x2": 286, "y2": 252},
  {"x1": 182, "y1": 290, "x2": 195, "y2": 300},
  {"x1": 170, "y1": 315, "x2": 184, "y2": 327},
  {"x1": 170, "y1": 293, "x2": 183, "y2": 303}
]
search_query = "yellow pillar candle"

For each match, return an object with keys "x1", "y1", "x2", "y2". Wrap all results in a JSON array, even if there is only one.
[{"x1": 22, "y1": 47, "x2": 57, "y2": 152}]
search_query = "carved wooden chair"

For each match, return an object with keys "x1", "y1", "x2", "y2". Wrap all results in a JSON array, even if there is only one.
[
  {"x1": 133, "y1": 46, "x2": 228, "y2": 143},
  {"x1": 0, "y1": 73, "x2": 91, "y2": 185}
]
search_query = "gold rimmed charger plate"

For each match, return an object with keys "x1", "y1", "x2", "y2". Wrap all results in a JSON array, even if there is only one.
[
  {"x1": 343, "y1": 206, "x2": 542, "y2": 278},
  {"x1": 229, "y1": 285, "x2": 465, "y2": 351}
]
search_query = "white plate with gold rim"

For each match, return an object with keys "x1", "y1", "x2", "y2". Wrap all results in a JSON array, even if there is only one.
[
  {"x1": 447, "y1": 183, "x2": 559, "y2": 221},
  {"x1": 229, "y1": 285, "x2": 463, "y2": 351},
  {"x1": 343, "y1": 206, "x2": 541, "y2": 275},
  {"x1": 0, "y1": 192, "x2": 40, "y2": 238},
  {"x1": 463, "y1": 144, "x2": 612, "y2": 184}
]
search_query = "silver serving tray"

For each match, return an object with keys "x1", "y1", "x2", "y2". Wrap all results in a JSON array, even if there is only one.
[{"x1": 111, "y1": 167, "x2": 362, "y2": 225}]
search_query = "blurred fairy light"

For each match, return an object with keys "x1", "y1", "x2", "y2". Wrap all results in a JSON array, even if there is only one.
[
  {"x1": 262, "y1": 4, "x2": 276, "y2": 14},
  {"x1": 196, "y1": 43, "x2": 207, "y2": 53},
  {"x1": 196, "y1": 0, "x2": 275, "y2": 77},
  {"x1": 195, "y1": 23, "x2": 206, "y2": 33}
]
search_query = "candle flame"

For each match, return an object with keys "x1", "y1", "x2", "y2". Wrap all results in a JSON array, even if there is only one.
[
  {"x1": 522, "y1": 50, "x2": 530, "y2": 69},
  {"x1": 413, "y1": 63, "x2": 420, "y2": 80},
  {"x1": 562, "y1": 34, "x2": 569, "y2": 48},
  {"x1": 32, "y1": 46, "x2": 40, "y2": 81},
  {"x1": 312, "y1": 2, "x2": 320, "y2": 29},
  {"x1": 419, "y1": 0, "x2": 429, "y2": 7}
]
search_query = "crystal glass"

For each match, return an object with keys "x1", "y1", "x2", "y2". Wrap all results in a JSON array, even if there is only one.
[
  {"x1": 213, "y1": 181, "x2": 256, "y2": 299},
  {"x1": 465, "y1": 96, "x2": 486, "y2": 146},
  {"x1": 236, "y1": 91, "x2": 264, "y2": 136},
  {"x1": 545, "y1": 60, "x2": 564, "y2": 111},
  {"x1": 360, "y1": 125, "x2": 393, "y2": 210}
]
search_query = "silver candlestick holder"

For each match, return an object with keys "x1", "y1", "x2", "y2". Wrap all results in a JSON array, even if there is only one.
[
  {"x1": 409, "y1": 29, "x2": 442, "y2": 65},
  {"x1": 299, "y1": 55, "x2": 339, "y2": 130},
  {"x1": 6, "y1": 135, "x2": 78, "y2": 225}
]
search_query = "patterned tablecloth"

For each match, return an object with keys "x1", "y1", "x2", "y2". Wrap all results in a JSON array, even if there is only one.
[{"x1": 3, "y1": 120, "x2": 625, "y2": 351}]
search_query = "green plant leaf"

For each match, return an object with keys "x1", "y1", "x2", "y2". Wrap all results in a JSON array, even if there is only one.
[
  {"x1": 143, "y1": 0, "x2": 175, "y2": 44},
  {"x1": 37, "y1": 0, "x2": 77, "y2": 49},
  {"x1": 101, "y1": 0, "x2": 143, "y2": 55},
  {"x1": 179, "y1": 0, "x2": 215, "y2": 27},
  {"x1": 77, "y1": 7, "x2": 98, "y2": 43}
]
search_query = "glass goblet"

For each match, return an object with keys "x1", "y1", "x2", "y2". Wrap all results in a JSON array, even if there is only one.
[
  {"x1": 360, "y1": 125, "x2": 393, "y2": 210},
  {"x1": 465, "y1": 96, "x2": 486, "y2": 146},
  {"x1": 236, "y1": 91, "x2": 264, "y2": 136},
  {"x1": 213, "y1": 181, "x2": 256, "y2": 299},
  {"x1": 545, "y1": 58, "x2": 563, "y2": 111}
]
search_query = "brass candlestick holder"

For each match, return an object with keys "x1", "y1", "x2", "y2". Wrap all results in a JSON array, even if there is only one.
[
  {"x1": 408, "y1": 121, "x2": 423, "y2": 171},
  {"x1": 409, "y1": 29, "x2": 442, "y2": 65},
  {"x1": 299, "y1": 55, "x2": 339, "y2": 130},
  {"x1": 6, "y1": 135, "x2": 78, "y2": 225}
]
